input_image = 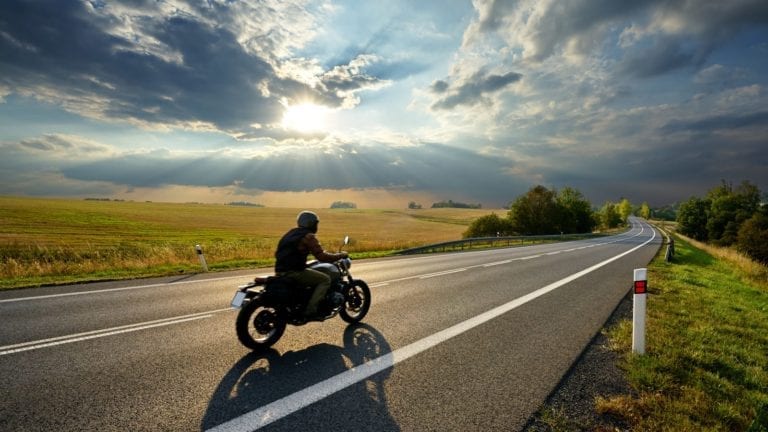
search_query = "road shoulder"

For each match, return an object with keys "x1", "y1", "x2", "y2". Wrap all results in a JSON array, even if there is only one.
[{"x1": 523, "y1": 292, "x2": 636, "y2": 431}]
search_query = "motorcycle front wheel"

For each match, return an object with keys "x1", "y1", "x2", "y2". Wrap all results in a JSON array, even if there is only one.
[
  {"x1": 235, "y1": 299, "x2": 286, "y2": 351},
  {"x1": 339, "y1": 280, "x2": 371, "y2": 324}
]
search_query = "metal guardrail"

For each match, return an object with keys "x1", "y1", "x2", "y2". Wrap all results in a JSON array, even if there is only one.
[
  {"x1": 395, "y1": 233, "x2": 601, "y2": 255},
  {"x1": 652, "y1": 223, "x2": 675, "y2": 263},
  {"x1": 665, "y1": 238, "x2": 675, "y2": 262}
]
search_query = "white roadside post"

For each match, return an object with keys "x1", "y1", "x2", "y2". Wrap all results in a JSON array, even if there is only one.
[
  {"x1": 196, "y1": 244, "x2": 209, "y2": 272},
  {"x1": 632, "y1": 268, "x2": 647, "y2": 355}
]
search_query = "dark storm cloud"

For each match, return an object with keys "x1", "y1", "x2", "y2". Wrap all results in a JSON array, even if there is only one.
[
  {"x1": 661, "y1": 111, "x2": 768, "y2": 134},
  {"x1": 616, "y1": 36, "x2": 708, "y2": 78},
  {"x1": 529, "y1": 131, "x2": 768, "y2": 206},
  {"x1": 49, "y1": 142, "x2": 521, "y2": 203},
  {"x1": 430, "y1": 71, "x2": 522, "y2": 110},
  {"x1": 0, "y1": 0, "x2": 387, "y2": 136}
]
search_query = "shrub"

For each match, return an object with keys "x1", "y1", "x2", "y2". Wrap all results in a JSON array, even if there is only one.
[
  {"x1": 463, "y1": 213, "x2": 511, "y2": 238},
  {"x1": 737, "y1": 209, "x2": 768, "y2": 265}
]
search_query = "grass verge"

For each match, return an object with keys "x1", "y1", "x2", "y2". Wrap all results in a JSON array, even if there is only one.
[{"x1": 599, "y1": 234, "x2": 768, "y2": 431}]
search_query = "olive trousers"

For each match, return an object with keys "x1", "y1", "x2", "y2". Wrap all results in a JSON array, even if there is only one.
[{"x1": 283, "y1": 268, "x2": 330, "y2": 317}]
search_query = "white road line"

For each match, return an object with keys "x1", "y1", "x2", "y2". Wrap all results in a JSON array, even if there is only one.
[
  {"x1": 206, "y1": 223, "x2": 656, "y2": 432},
  {"x1": 369, "y1": 223, "x2": 648, "y2": 286},
  {"x1": 0, "y1": 275, "x2": 249, "y2": 304},
  {"x1": 483, "y1": 259, "x2": 512, "y2": 267},
  {"x1": 418, "y1": 268, "x2": 467, "y2": 279},
  {"x1": 0, "y1": 308, "x2": 232, "y2": 356},
  {"x1": 518, "y1": 255, "x2": 541, "y2": 260}
]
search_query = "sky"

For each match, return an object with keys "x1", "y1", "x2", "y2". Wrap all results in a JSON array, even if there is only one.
[{"x1": 1, "y1": 0, "x2": 767, "y2": 209}]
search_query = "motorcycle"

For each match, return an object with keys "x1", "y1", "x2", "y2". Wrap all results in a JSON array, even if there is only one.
[{"x1": 230, "y1": 236, "x2": 371, "y2": 351}]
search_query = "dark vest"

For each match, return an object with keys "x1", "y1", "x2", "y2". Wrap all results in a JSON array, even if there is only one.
[{"x1": 275, "y1": 227, "x2": 312, "y2": 273}]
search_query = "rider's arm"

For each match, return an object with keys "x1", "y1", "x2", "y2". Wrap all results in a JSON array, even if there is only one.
[{"x1": 302, "y1": 233, "x2": 348, "y2": 262}]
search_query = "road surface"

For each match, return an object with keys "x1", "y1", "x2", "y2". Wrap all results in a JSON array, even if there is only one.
[{"x1": 0, "y1": 217, "x2": 660, "y2": 431}]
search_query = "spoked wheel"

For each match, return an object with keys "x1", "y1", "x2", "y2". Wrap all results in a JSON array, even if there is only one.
[
  {"x1": 235, "y1": 299, "x2": 286, "y2": 351},
  {"x1": 339, "y1": 280, "x2": 371, "y2": 324}
]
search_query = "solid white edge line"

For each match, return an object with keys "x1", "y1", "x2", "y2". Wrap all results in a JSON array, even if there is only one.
[{"x1": 206, "y1": 222, "x2": 657, "y2": 432}]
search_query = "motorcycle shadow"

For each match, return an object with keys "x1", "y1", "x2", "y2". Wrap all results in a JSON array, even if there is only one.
[{"x1": 201, "y1": 323, "x2": 400, "y2": 431}]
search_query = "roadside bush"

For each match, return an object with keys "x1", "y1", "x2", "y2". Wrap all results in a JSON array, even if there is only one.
[
  {"x1": 737, "y1": 210, "x2": 768, "y2": 265},
  {"x1": 463, "y1": 213, "x2": 511, "y2": 238}
]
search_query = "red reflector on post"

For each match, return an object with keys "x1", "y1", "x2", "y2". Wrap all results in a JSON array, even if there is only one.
[{"x1": 634, "y1": 280, "x2": 647, "y2": 294}]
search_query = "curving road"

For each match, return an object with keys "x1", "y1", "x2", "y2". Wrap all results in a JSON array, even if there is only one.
[{"x1": 0, "y1": 217, "x2": 660, "y2": 431}]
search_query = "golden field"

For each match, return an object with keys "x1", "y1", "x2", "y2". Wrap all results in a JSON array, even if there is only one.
[{"x1": 0, "y1": 196, "x2": 501, "y2": 288}]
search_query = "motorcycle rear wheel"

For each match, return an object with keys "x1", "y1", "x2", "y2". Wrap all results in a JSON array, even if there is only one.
[
  {"x1": 339, "y1": 280, "x2": 371, "y2": 324},
  {"x1": 236, "y1": 299, "x2": 286, "y2": 351}
]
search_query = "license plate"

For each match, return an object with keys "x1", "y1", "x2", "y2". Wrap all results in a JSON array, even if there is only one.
[{"x1": 231, "y1": 291, "x2": 247, "y2": 308}]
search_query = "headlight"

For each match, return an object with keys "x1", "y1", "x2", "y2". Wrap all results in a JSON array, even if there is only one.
[{"x1": 342, "y1": 257, "x2": 352, "y2": 269}]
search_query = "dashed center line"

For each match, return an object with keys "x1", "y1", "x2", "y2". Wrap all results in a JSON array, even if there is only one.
[
  {"x1": 419, "y1": 268, "x2": 467, "y2": 279},
  {"x1": 0, "y1": 308, "x2": 231, "y2": 356}
]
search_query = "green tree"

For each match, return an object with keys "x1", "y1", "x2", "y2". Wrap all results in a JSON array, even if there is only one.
[
  {"x1": 599, "y1": 201, "x2": 622, "y2": 229},
  {"x1": 508, "y1": 185, "x2": 561, "y2": 235},
  {"x1": 706, "y1": 180, "x2": 760, "y2": 245},
  {"x1": 677, "y1": 197, "x2": 710, "y2": 241},
  {"x1": 618, "y1": 198, "x2": 633, "y2": 223},
  {"x1": 557, "y1": 187, "x2": 596, "y2": 233},
  {"x1": 463, "y1": 213, "x2": 511, "y2": 238},
  {"x1": 640, "y1": 202, "x2": 651, "y2": 219}
]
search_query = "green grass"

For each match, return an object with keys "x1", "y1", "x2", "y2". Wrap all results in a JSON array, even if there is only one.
[
  {"x1": 600, "y1": 234, "x2": 768, "y2": 431},
  {"x1": 0, "y1": 196, "x2": 497, "y2": 289}
]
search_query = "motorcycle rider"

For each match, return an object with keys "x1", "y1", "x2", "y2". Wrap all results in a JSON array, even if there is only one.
[{"x1": 274, "y1": 211, "x2": 348, "y2": 320}]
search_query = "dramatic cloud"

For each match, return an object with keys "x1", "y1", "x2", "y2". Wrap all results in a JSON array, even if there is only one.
[
  {"x1": 430, "y1": 70, "x2": 523, "y2": 110},
  {"x1": 0, "y1": 0, "x2": 388, "y2": 138},
  {"x1": 0, "y1": 0, "x2": 766, "y2": 207},
  {"x1": 17, "y1": 134, "x2": 113, "y2": 157}
]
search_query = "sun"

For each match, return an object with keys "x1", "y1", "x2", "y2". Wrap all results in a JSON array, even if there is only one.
[{"x1": 281, "y1": 103, "x2": 330, "y2": 133}]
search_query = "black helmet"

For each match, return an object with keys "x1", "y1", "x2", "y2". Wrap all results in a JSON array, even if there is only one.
[{"x1": 297, "y1": 211, "x2": 319, "y2": 232}]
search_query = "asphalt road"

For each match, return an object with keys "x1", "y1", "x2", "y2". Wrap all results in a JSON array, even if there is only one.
[{"x1": 0, "y1": 217, "x2": 660, "y2": 431}]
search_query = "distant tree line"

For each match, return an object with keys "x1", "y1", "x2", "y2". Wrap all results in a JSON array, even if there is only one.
[
  {"x1": 649, "y1": 203, "x2": 677, "y2": 221},
  {"x1": 677, "y1": 180, "x2": 767, "y2": 264},
  {"x1": 84, "y1": 198, "x2": 126, "y2": 202},
  {"x1": 228, "y1": 201, "x2": 264, "y2": 207},
  {"x1": 431, "y1": 199, "x2": 482, "y2": 209},
  {"x1": 330, "y1": 201, "x2": 357, "y2": 209}
]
